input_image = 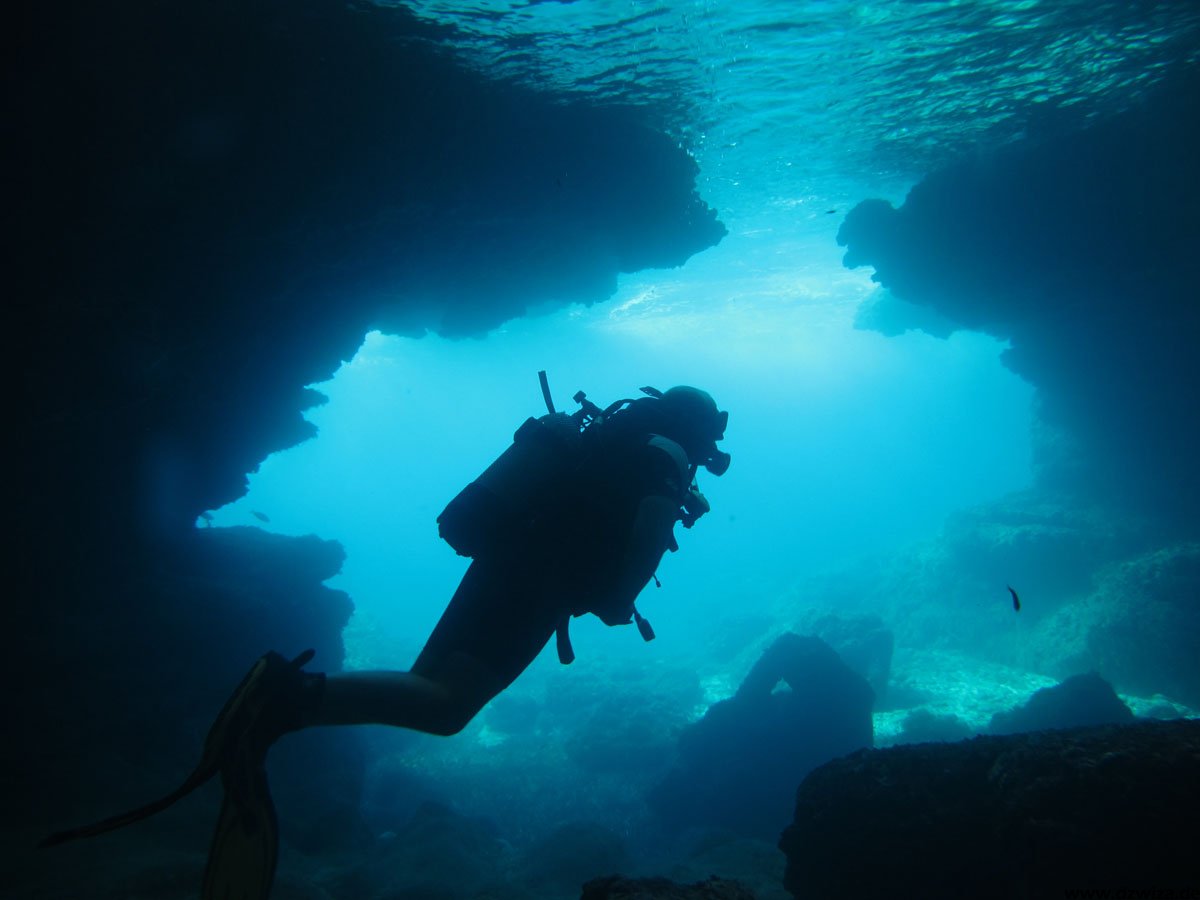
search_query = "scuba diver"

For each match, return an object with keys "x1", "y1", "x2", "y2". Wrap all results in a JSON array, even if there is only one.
[{"x1": 42, "y1": 377, "x2": 730, "y2": 900}]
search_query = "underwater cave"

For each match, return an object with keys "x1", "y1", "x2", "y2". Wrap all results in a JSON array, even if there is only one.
[{"x1": 13, "y1": 2, "x2": 1200, "y2": 898}]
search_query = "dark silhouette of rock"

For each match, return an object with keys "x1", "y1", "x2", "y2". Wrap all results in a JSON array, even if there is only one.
[
  {"x1": 649, "y1": 634, "x2": 873, "y2": 840},
  {"x1": 988, "y1": 672, "x2": 1134, "y2": 734},
  {"x1": 779, "y1": 719, "x2": 1200, "y2": 900},
  {"x1": 12, "y1": 527, "x2": 367, "y2": 897},
  {"x1": 837, "y1": 70, "x2": 1200, "y2": 527},
  {"x1": 15, "y1": 0, "x2": 724, "y2": 577},
  {"x1": 583, "y1": 875, "x2": 758, "y2": 899},
  {"x1": 790, "y1": 611, "x2": 894, "y2": 700},
  {"x1": 896, "y1": 709, "x2": 973, "y2": 744},
  {"x1": 26, "y1": 527, "x2": 360, "y2": 833}
]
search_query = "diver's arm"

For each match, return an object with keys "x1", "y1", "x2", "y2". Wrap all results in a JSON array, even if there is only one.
[{"x1": 594, "y1": 493, "x2": 679, "y2": 626}]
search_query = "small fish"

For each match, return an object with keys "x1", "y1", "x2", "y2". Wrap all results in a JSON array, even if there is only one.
[
  {"x1": 1007, "y1": 585, "x2": 1020, "y2": 612},
  {"x1": 251, "y1": 510, "x2": 271, "y2": 524},
  {"x1": 825, "y1": 208, "x2": 837, "y2": 214}
]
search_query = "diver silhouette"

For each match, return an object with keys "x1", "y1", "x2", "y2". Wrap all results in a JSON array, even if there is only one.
[{"x1": 42, "y1": 379, "x2": 730, "y2": 900}]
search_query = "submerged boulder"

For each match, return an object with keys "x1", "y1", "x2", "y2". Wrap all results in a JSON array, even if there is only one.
[
  {"x1": 988, "y1": 672, "x2": 1134, "y2": 734},
  {"x1": 779, "y1": 719, "x2": 1200, "y2": 900},
  {"x1": 649, "y1": 634, "x2": 873, "y2": 840},
  {"x1": 895, "y1": 709, "x2": 973, "y2": 744},
  {"x1": 788, "y1": 611, "x2": 894, "y2": 700}
]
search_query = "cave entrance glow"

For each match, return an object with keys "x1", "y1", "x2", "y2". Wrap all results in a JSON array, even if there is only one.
[{"x1": 211, "y1": 230, "x2": 1034, "y2": 672}]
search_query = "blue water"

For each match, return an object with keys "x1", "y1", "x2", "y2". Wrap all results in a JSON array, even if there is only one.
[{"x1": 203, "y1": 0, "x2": 1197, "y2": 883}]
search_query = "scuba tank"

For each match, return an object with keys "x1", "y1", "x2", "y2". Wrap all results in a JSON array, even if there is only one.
[
  {"x1": 437, "y1": 371, "x2": 598, "y2": 559},
  {"x1": 436, "y1": 408, "x2": 581, "y2": 559}
]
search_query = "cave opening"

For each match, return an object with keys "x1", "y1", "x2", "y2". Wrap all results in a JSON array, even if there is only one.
[{"x1": 209, "y1": 227, "x2": 1034, "y2": 684}]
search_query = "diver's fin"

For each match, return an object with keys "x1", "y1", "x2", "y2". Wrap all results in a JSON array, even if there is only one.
[
  {"x1": 201, "y1": 749, "x2": 279, "y2": 900},
  {"x1": 40, "y1": 649, "x2": 314, "y2": 849},
  {"x1": 39, "y1": 764, "x2": 213, "y2": 847},
  {"x1": 199, "y1": 649, "x2": 315, "y2": 770}
]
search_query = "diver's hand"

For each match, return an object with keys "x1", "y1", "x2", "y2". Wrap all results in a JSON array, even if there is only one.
[{"x1": 680, "y1": 489, "x2": 710, "y2": 528}]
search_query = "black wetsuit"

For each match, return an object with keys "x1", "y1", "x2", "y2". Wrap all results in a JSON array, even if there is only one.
[{"x1": 411, "y1": 433, "x2": 688, "y2": 692}]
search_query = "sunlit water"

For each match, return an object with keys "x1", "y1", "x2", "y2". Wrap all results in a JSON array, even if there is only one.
[{"x1": 395, "y1": 0, "x2": 1200, "y2": 227}]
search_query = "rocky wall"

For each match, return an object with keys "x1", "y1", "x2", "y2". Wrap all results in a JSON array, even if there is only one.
[
  {"x1": 837, "y1": 72, "x2": 1200, "y2": 529},
  {"x1": 780, "y1": 719, "x2": 1200, "y2": 899}
]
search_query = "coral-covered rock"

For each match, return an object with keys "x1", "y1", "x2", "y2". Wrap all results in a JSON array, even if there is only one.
[{"x1": 780, "y1": 720, "x2": 1200, "y2": 900}]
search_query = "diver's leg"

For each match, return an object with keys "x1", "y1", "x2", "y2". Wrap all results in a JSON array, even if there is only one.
[
  {"x1": 303, "y1": 558, "x2": 558, "y2": 737},
  {"x1": 201, "y1": 559, "x2": 552, "y2": 897},
  {"x1": 305, "y1": 652, "x2": 507, "y2": 737}
]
